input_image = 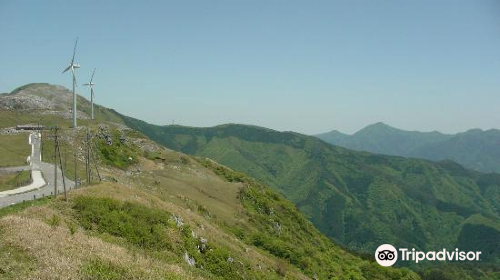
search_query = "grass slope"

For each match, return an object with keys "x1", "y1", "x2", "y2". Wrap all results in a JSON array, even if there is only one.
[
  {"x1": 117, "y1": 121, "x2": 500, "y2": 270},
  {"x1": 0, "y1": 136, "x2": 419, "y2": 279},
  {"x1": 2, "y1": 83, "x2": 498, "y2": 279},
  {"x1": 0, "y1": 134, "x2": 30, "y2": 167}
]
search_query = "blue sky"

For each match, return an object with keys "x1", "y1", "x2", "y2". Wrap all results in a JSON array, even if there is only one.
[{"x1": 1, "y1": 0, "x2": 499, "y2": 134}]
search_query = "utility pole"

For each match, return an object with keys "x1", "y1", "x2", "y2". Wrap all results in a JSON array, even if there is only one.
[
  {"x1": 51, "y1": 126, "x2": 69, "y2": 201},
  {"x1": 40, "y1": 129, "x2": 43, "y2": 161},
  {"x1": 53, "y1": 127, "x2": 58, "y2": 198},
  {"x1": 38, "y1": 118, "x2": 42, "y2": 160},
  {"x1": 74, "y1": 151, "x2": 78, "y2": 187},
  {"x1": 89, "y1": 134, "x2": 102, "y2": 182},
  {"x1": 56, "y1": 133, "x2": 67, "y2": 201},
  {"x1": 86, "y1": 130, "x2": 91, "y2": 185},
  {"x1": 85, "y1": 133, "x2": 88, "y2": 185}
]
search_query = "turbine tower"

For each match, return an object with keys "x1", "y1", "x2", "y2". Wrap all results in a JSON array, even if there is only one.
[
  {"x1": 62, "y1": 38, "x2": 80, "y2": 128},
  {"x1": 83, "y1": 68, "x2": 96, "y2": 120}
]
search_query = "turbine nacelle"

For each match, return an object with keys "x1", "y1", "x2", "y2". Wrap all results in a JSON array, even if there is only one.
[{"x1": 62, "y1": 63, "x2": 80, "y2": 73}]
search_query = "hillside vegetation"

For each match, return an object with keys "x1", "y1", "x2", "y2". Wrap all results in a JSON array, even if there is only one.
[
  {"x1": 0, "y1": 83, "x2": 422, "y2": 279},
  {"x1": 118, "y1": 120, "x2": 500, "y2": 266},
  {"x1": 0, "y1": 129, "x2": 418, "y2": 280},
  {"x1": 1, "y1": 83, "x2": 498, "y2": 279},
  {"x1": 0, "y1": 133, "x2": 30, "y2": 167}
]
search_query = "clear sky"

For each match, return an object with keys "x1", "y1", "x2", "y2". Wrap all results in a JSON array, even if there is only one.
[{"x1": 1, "y1": 0, "x2": 499, "y2": 134}]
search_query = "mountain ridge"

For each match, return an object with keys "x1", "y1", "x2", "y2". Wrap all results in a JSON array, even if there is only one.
[
  {"x1": 316, "y1": 123, "x2": 500, "y2": 173},
  {"x1": 115, "y1": 115, "x2": 500, "y2": 256},
  {"x1": 2, "y1": 83, "x2": 499, "y2": 279}
]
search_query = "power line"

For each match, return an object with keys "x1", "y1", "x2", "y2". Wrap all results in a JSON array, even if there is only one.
[{"x1": 56, "y1": 129, "x2": 67, "y2": 201}]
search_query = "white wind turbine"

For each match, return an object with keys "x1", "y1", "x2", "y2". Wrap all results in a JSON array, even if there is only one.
[
  {"x1": 83, "y1": 68, "x2": 96, "y2": 120},
  {"x1": 62, "y1": 38, "x2": 80, "y2": 127}
]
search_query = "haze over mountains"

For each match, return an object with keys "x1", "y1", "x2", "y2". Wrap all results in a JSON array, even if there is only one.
[{"x1": 316, "y1": 122, "x2": 500, "y2": 174}]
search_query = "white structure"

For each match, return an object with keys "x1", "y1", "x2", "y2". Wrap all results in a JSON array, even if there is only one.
[
  {"x1": 62, "y1": 38, "x2": 80, "y2": 127},
  {"x1": 83, "y1": 68, "x2": 96, "y2": 120}
]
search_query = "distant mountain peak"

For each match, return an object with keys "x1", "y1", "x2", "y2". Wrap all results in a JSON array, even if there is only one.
[
  {"x1": 372, "y1": 121, "x2": 389, "y2": 126},
  {"x1": 354, "y1": 122, "x2": 399, "y2": 136},
  {"x1": 365, "y1": 122, "x2": 394, "y2": 129},
  {"x1": 320, "y1": 129, "x2": 347, "y2": 136},
  {"x1": 10, "y1": 83, "x2": 69, "y2": 96},
  {"x1": 0, "y1": 83, "x2": 90, "y2": 119}
]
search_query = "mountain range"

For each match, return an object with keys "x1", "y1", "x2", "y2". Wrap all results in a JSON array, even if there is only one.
[
  {"x1": 118, "y1": 118, "x2": 500, "y2": 261},
  {"x1": 315, "y1": 122, "x2": 500, "y2": 174},
  {"x1": 1, "y1": 83, "x2": 498, "y2": 279}
]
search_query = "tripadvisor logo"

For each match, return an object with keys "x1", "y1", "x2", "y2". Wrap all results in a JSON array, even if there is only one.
[
  {"x1": 375, "y1": 244, "x2": 482, "y2": 266},
  {"x1": 375, "y1": 244, "x2": 398, "y2": 266}
]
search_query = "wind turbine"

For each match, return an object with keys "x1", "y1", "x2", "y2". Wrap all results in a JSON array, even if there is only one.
[
  {"x1": 62, "y1": 38, "x2": 80, "y2": 128},
  {"x1": 83, "y1": 69, "x2": 96, "y2": 120}
]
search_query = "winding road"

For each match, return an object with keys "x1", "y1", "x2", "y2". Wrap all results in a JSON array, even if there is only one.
[{"x1": 0, "y1": 132, "x2": 76, "y2": 208}]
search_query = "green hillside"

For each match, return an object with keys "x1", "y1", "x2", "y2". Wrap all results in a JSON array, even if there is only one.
[
  {"x1": 0, "y1": 83, "x2": 423, "y2": 279},
  {"x1": 118, "y1": 119, "x2": 500, "y2": 262},
  {"x1": 316, "y1": 123, "x2": 500, "y2": 173},
  {"x1": 0, "y1": 127, "x2": 419, "y2": 280},
  {"x1": 2, "y1": 83, "x2": 498, "y2": 279}
]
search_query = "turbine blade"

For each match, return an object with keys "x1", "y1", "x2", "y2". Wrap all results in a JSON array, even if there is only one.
[
  {"x1": 73, "y1": 72, "x2": 78, "y2": 88},
  {"x1": 62, "y1": 65, "x2": 72, "y2": 74},
  {"x1": 71, "y1": 37, "x2": 78, "y2": 64},
  {"x1": 90, "y1": 68, "x2": 95, "y2": 83}
]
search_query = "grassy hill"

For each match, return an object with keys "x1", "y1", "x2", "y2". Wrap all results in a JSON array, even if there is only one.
[
  {"x1": 117, "y1": 120, "x2": 500, "y2": 263},
  {"x1": 0, "y1": 127, "x2": 418, "y2": 280},
  {"x1": 316, "y1": 123, "x2": 500, "y2": 173},
  {"x1": 0, "y1": 84, "x2": 425, "y2": 279}
]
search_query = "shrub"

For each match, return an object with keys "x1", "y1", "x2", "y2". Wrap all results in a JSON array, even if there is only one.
[
  {"x1": 48, "y1": 214, "x2": 60, "y2": 228},
  {"x1": 73, "y1": 197, "x2": 171, "y2": 250},
  {"x1": 96, "y1": 130, "x2": 140, "y2": 169},
  {"x1": 80, "y1": 258, "x2": 133, "y2": 280}
]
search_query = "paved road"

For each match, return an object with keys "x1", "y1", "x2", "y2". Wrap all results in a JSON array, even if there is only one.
[{"x1": 0, "y1": 132, "x2": 76, "y2": 208}]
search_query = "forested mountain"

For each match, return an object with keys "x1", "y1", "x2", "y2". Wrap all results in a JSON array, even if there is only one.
[
  {"x1": 118, "y1": 117, "x2": 500, "y2": 266},
  {"x1": 316, "y1": 123, "x2": 500, "y2": 173}
]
